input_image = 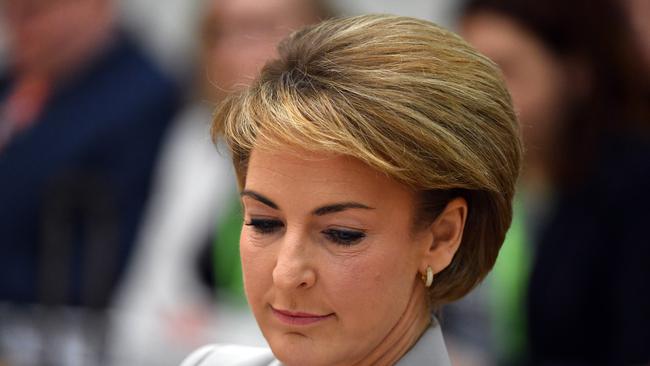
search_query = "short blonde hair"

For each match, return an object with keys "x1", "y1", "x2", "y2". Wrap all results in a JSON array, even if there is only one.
[{"x1": 212, "y1": 14, "x2": 522, "y2": 305}]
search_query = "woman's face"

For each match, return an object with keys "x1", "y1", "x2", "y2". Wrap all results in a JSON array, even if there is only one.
[{"x1": 240, "y1": 147, "x2": 429, "y2": 366}]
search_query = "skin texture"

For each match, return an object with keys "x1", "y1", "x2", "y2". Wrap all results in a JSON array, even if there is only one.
[
  {"x1": 461, "y1": 11, "x2": 568, "y2": 189},
  {"x1": 240, "y1": 147, "x2": 466, "y2": 366}
]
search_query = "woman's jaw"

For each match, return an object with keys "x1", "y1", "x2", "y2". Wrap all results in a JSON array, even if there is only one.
[{"x1": 347, "y1": 280, "x2": 432, "y2": 366}]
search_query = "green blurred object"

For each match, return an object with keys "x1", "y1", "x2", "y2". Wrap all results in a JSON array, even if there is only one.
[
  {"x1": 490, "y1": 195, "x2": 531, "y2": 364},
  {"x1": 213, "y1": 195, "x2": 247, "y2": 303}
]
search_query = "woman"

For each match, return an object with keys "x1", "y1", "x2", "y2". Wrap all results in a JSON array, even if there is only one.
[{"x1": 182, "y1": 14, "x2": 522, "y2": 366}]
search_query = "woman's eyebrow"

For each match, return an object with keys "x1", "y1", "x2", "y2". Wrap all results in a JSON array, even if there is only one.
[
  {"x1": 240, "y1": 190, "x2": 279, "y2": 209},
  {"x1": 312, "y1": 202, "x2": 374, "y2": 216}
]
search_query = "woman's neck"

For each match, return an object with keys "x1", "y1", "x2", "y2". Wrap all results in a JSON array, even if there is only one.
[{"x1": 352, "y1": 280, "x2": 431, "y2": 366}]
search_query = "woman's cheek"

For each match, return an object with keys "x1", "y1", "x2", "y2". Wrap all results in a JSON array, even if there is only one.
[
  {"x1": 335, "y1": 243, "x2": 410, "y2": 314},
  {"x1": 240, "y1": 231, "x2": 271, "y2": 301},
  {"x1": 326, "y1": 255, "x2": 382, "y2": 313}
]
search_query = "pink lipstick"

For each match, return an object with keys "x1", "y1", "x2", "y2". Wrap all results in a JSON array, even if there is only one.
[{"x1": 271, "y1": 306, "x2": 335, "y2": 326}]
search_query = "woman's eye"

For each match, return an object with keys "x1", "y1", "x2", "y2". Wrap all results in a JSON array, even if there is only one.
[
  {"x1": 245, "y1": 218, "x2": 284, "y2": 234},
  {"x1": 322, "y1": 229, "x2": 366, "y2": 246}
]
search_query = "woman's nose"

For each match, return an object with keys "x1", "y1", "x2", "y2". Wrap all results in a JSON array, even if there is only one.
[{"x1": 272, "y1": 235, "x2": 316, "y2": 291}]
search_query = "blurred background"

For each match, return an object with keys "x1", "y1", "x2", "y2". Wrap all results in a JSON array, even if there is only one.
[{"x1": 0, "y1": 0, "x2": 647, "y2": 365}]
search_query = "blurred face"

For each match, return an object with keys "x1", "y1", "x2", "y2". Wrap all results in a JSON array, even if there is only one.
[
  {"x1": 240, "y1": 147, "x2": 429, "y2": 366},
  {"x1": 461, "y1": 11, "x2": 568, "y2": 164},
  {"x1": 3, "y1": 0, "x2": 113, "y2": 78},
  {"x1": 201, "y1": 0, "x2": 319, "y2": 101}
]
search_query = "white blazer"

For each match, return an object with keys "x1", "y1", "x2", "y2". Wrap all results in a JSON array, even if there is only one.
[{"x1": 180, "y1": 320, "x2": 451, "y2": 366}]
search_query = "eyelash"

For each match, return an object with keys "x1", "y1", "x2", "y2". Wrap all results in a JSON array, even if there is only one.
[
  {"x1": 322, "y1": 228, "x2": 366, "y2": 246},
  {"x1": 245, "y1": 218, "x2": 283, "y2": 234},
  {"x1": 244, "y1": 219, "x2": 366, "y2": 246}
]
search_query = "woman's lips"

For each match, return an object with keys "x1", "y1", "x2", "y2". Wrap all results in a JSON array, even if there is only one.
[{"x1": 271, "y1": 306, "x2": 335, "y2": 326}]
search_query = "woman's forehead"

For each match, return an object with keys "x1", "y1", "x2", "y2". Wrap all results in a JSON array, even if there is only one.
[{"x1": 243, "y1": 147, "x2": 416, "y2": 210}]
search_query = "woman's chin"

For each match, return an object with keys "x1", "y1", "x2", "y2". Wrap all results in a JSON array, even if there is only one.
[
  {"x1": 271, "y1": 346, "x2": 317, "y2": 366},
  {"x1": 268, "y1": 333, "x2": 345, "y2": 366}
]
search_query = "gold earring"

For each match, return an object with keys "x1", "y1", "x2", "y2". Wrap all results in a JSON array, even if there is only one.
[{"x1": 421, "y1": 266, "x2": 433, "y2": 288}]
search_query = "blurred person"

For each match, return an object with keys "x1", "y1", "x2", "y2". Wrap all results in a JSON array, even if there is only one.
[
  {"x1": 448, "y1": 0, "x2": 650, "y2": 365},
  {"x1": 108, "y1": 0, "x2": 330, "y2": 364},
  {"x1": 0, "y1": 0, "x2": 179, "y2": 363}
]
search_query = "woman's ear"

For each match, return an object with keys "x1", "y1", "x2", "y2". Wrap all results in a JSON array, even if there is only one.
[{"x1": 420, "y1": 197, "x2": 468, "y2": 275}]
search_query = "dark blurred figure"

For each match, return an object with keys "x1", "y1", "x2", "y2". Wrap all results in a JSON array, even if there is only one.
[
  {"x1": 0, "y1": 0, "x2": 179, "y2": 363},
  {"x1": 460, "y1": 0, "x2": 650, "y2": 365}
]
